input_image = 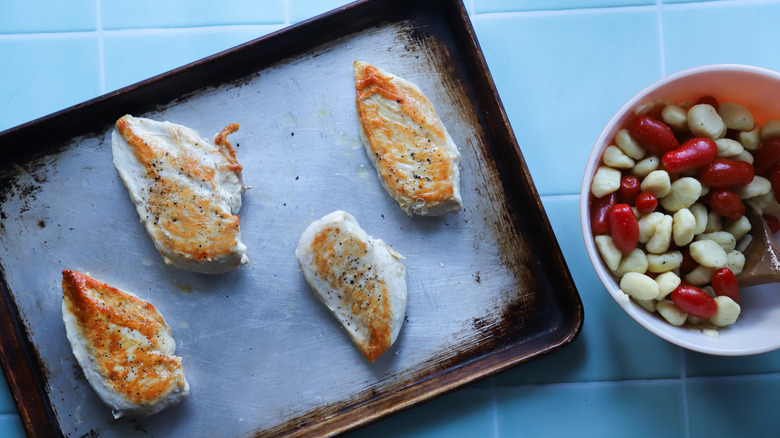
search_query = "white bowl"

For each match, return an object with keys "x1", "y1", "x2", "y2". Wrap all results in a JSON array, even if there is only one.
[{"x1": 581, "y1": 64, "x2": 780, "y2": 356}]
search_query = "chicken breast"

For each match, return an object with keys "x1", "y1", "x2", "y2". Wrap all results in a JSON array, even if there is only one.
[
  {"x1": 112, "y1": 114, "x2": 249, "y2": 274},
  {"x1": 354, "y1": 60, "x2": 462, "y2": 216},
  {"x1": 295, "y1": 211, "x2": 407, "y2": 362},
  {"x1": 61, "y1": 270, "x2": 189, "y2": 418}
]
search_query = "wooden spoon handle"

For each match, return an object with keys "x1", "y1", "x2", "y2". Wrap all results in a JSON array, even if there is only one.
[{"x1": 738, "y1": 207, "x2": 780, "y2": 287}]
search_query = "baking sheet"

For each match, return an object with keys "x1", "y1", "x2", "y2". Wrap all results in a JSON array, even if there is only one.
[{"x1": 0, "y1": 1, "x2": 582, "y2": 436}]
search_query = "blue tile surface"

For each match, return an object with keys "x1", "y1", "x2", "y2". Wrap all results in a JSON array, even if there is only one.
[
  {"x1": 663, "y1": 0, "x2": 729, "y2": 3},
  {"x1": 103, "y1": 26, "x2": 281, "y2": 92},
  {"x1": 0, "y1": 371, "x2": 14, "y2": 414},
  {"x1": 471, "y1": 8, "x2": 662, "y2": 196},
  {"x1": 101, "y1": 0, "x2": 285, "y2": 29},
  {"x1": 344, "y1": 387, "x2": 495, "y2": 438},
  {"x1": 0, "y1": 415, "x2": 25, "y2": 438},
  {"x1": 0, "y1": 35, "x2": 100, "y2": 132},
  {"x1": 496, "y1": 380, "x2": 685, "y2": 437},
  {"x1": 289, "y1": 0, "x2": 357, "y2": 22},
  {"x1": 0, "y1": 0, "x2": 96, "y2": 33},
  {"x1": 685, "y1": 348, "x2": 780, "y2": 377},
  {"x1": 687, "y1": 375, "x2": 780, "y2": 438},
  {"x1": 3, "y1": 1, "x2": 780, "y2": 437},
  {"x1": 475, "y1": 0, "x2": 653, "y2": 13},
  {"x1": 663, "y1": 1, "x2": 780, "y2": 73}
]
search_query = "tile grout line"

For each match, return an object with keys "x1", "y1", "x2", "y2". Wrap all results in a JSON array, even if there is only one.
[
  {"x1": 469, "y1": 4, "x2": 657, "y2": 19},
  {"x1": 491, "y1": 378, "x2": 500, "y2": 438},
  {"x1": 0, "y1": 24, "x2": 287, "y2": 41},
  {"x1": 680, "y1": 348, "x2": 691, "y2": 438},
  {"x1": 283, "y1": 0, "x2": 291, "y2": 26},
  {"x1": 540, "y1": 193, "x2": 580, "y2": 202},
  {"x1": 657, "y1": 0, "x2": 666, "y2": 77},
  {"x1": 96, "y1": 0, "x2": 106, "y2": 94},
  {"x1": 488, "y1": 373, "x2": 780, "y2": 399}
]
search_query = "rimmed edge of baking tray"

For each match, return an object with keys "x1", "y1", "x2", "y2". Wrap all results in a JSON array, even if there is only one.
[{"x1": 0, "y1": 0, "x2": 584, "y2": 436}]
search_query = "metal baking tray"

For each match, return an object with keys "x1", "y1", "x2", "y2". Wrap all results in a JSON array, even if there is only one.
[{"x1": 0, "y1": 0, "x2": 583, "y2": 436}]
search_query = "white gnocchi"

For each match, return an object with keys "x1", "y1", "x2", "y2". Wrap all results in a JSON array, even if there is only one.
[{"x1": 589, "y1": 94, "x2": 780, "y2": 332}]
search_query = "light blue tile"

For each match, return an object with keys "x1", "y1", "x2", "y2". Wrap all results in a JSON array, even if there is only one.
[
  {"x1": 687, "y1": 375, "x2": 780, "y2": 438},
  {"x1": 494, "y1": 196, "x2": 681, "y2": 385},
  {"x1": 684, "y1": 349, "x2": 780, "y2": 377},
  {"x1": 496, "y1": 381, "x2": 685, "y2": 437},
  {"x1": 0, "y1": 415, "x2": 25, "y2": 438},
  {"x1": 101, "y1": 0, "x2": 285, "y2": 29},
  {"x1": 343, "y1": 387, "x2": 495, "y2": 438},
  {"x1": 664, "y1": 1, "x2": 780, "y2": 73},
  {"x1": 663, "y1": 0, "x2": 729, "y2": 3},
  {"x1": 0, "y1": 0, "x2": 96, "y2": 33},
  {"x1": 0, "y1": 35, "x2": 100, "y2": 132},
  {"x1": 103, "y1": 26, "x2": 282, "y2": 92},
  {"x1": 289, "y1": 0, "x2": 354, "y2": 23},
  {"x1": 475, "y1": 0, "x2": 653, "y2": 13},
  {"x1": 472, "y1": 8, "x2": 662, "y2": 196},
  {"x1": 0, "y1": 370, "x2": 15, "y2": 413}
]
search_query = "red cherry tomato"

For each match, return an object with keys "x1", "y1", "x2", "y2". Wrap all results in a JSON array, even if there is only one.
[
  {"x1": 618, "y1": 175, "x2": 640, "y2": 204},
  {"x1": 590, "y1": 192, "x2": 617, "y2": 235},
  {"x1": 709, "y1": 189, "x2": 745, "y2": 221},
  {"x1": 635, "y1": 192, "x2": 658, "y2": 215},
  {"x1": 699, "y1": 158, "x2": 755, "y2": 188},
  {"x1": 711, "y1": 267, "x2": 740, "y2": 303},
  {"x1": 671, "y1": 285, "x2": 718, "y2": 319},
  {"x1": 608, "y1": 203, "x2": 639, "y2": 253},
  {"x1": 679, "y1": 247, "x2": 697, "y2": 275},
  {"x1": 629, "y1": 115, "x2": 679, "y2": 155},
  {"x1": 696, "y1": 95, "x2": 719, "y2": 109},
  {"x1": 763, "y1": 214, "x2": 780, "y2": 234},
  {"x1": 753, "y1": 137, "x2": 780, "y2": 175},
  {"x1": 769, "y1": 165, "x2": 780, "y2": 203},
  {"x1": 662, "y1": 137, "x2": 718, "y2": 173}
]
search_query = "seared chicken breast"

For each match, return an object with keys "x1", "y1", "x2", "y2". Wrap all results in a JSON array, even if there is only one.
[
  {"x1": 61, "y1": 270, "x2": 189, "y2": 418},
  {"x1": 112, "y1": 115, "x2": 248, "y2": 274},
  {"x1": 295, "y1": 211, "x2": 407, "y2": 362},
  {"x1": 354, "y1": 61, "x2": 462, "y2": 216}
]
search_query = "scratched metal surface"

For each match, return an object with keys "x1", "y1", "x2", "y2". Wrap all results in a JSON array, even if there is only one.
[{"x1": 0, "y1": 12, "x2": 559, "y2": 438}]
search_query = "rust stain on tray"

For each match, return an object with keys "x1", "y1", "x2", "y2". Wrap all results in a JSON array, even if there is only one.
[{"x1": 0, "y1": 161, "x2": 48, "y2": 225}]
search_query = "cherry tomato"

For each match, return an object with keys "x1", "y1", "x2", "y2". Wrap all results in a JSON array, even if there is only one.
[
  {"x1": 618, "y1": 175, "x2": 640, "y2": 204},
  {"x1": 629, "y1": 115, "x2": 679, "y2": 155},
  {"x1": 608, "y1": 203, "x2": 639, "y2": 253},
  {"x1": 711, "y1": 267, "x2": 740, "y2": 303},
  {"x1": 769, "y1": 165, "x2": 780, "y2": 203},
  {"x1": 709, "y1": 189, "x2": 745, "y2": 221},
  {"x1": 679, "y1": 247, "x2": 697, "y2": 275},
  {"x1": 662, "y1": 137, "x2": 718, "y2": 173},
  {"x1": 590, "y1": 192, "x2": 617, "y2": 235},
  {"x1": 696, "y1": 95, "x2": 719, "y2": 109},
  {"x1": 764, "y1": 214, "x2": 780, "y2": 234},
  {"x1": 753, "y1": 137, "x2": 780, "y2": 175},
  {"x1": 671, "y1": 285, "x2": 718, "y2": 319},
  {"x1": 699, "y1": 158, "x2": 755, "y2": 188},
  {"x1": 634, "y1": 192, "x2": 658, "y2": 215}
]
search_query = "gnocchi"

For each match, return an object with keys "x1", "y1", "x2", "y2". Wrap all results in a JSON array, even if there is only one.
[{"x1": 590, "y1": 94, "x2": 780, "y2": 332}]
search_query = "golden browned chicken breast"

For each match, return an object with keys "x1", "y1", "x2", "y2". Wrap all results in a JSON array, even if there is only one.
[
  {"x1": 61, "y1": 270, "x2": 189, "y2": 418},
  {"x1": 354, "y1": 61, "x2": 462, "y2": 216},
  {"x1": 295, "y1": 211, "x2": 407, "y2": 362},
  {"x1": 112, "y1": 115, "x2": 248, "y2": 274}
]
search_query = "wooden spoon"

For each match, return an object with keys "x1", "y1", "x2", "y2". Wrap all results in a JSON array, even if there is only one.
[{"x1": 738, "y1": 207, "x2": 780, "y2": 287}]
